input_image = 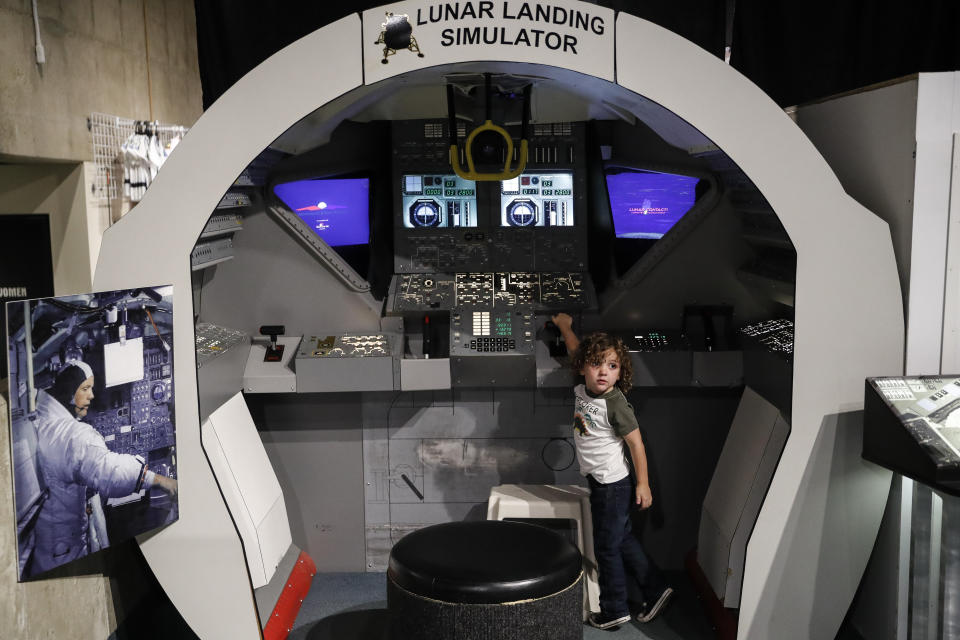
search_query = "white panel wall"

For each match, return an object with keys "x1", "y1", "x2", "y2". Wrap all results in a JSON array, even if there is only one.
[
  {"x1": 699, "y1": 387, "x2": 788, "y2": 607},
  {"x1": 797, "y1": 72, "x2": 960, "y2": 640},
  {"x1": 614, "y1": 11, "x2": 903, "y2": 640},
  {"x1": 203, "y1": 393, "x2": 291, "y2": 588},
  {"x1": 909, "y1": 73, "x2": 960, "y2": 375},
  {"x1": 93, "y1": 14, "x2": 364, "y2": 640}
]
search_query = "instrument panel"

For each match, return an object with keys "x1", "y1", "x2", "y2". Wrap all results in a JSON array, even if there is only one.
[
  {"x1": 87, "y1": 335, "x2": 176, "y2": 456},
  {"x1": 387, "y1": 271, "x2": 596, "y2": 313},
  {"x1": 739, "y1": 319, "x2": 794, "y2": 358},
  {"x1": 392, "y1": 120, "x2": 587, "y2": 274},
  {"x1": 298, "y1": 333, "x2": 394, "y2": 358},
  {"x1": 450, "y1": 309, "x2": 536, "y2": 356}
]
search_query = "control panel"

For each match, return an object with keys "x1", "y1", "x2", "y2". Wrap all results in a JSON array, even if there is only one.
[
  {"x1": 396, "y1": 231, "x2": 491, "y2": 273},
  {"x1": 295, "y1": 333, "x2": 402, "y2": 393},
  {"x1": 625, "y1": 331, "x2": 688, "y2": 352},
  {"x1": 298, "y1": 333, "x2": 395, "y2": 358},
  {"x1": 450, "y1": 307, "x2": 537, "y2": 387},
  {"x1": 739, "y1": 319, "x2": 794, "y2": 359},
  {"x1": 390, "y1": 273, "x2": 457, "y2": 311},
  {"x1": 387, "y1": 271, "x2": 596, "y2": 314},
  {"x1": 285, "y1": 118, "x2": 598, "y2": 389},
  {"x1": 450, "y1": 309, "x2": 536, "y2": 356},
  {"x1": 392, "y1": 120, "x2": 588, "y2": 273},
  {"x1": 87, "y1": 335, "x2": 176, "y2": 457}
]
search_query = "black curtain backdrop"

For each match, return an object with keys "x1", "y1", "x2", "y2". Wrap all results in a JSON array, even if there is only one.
[
  {"x1": 732, "y1": 0, "x2": 960, "y2": 107},
  {"x1": 195, "y1": 1, "x2": 960, "y2": 114},
  {"x1": 194, "y1": 2, "x2": 358, "y2": 110},
  {"x1": 193, "y1": 1, "x2": 727, "y2": 110},
  {"x1": 0, "y1": 214, "x2": 54, "y2": 379}
]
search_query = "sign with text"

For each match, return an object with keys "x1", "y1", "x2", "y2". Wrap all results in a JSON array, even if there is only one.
[{"x1": 363, "y1": 0, "x2": 615, "y2": 84}]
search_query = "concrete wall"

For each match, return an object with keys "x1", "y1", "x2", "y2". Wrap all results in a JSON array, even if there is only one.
[
  {"x1": 0, "y1": 163, "x2": 103, "y2": 295},
  {"x1": 0, "y1": 0, "x2": 203, "y2": 161},
  {"x1": 0, "y1": 2, "x2": 204, "y2": 637}
]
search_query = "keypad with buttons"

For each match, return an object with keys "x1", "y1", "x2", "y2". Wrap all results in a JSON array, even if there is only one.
[
  {"x1": 450, "y1": 307, "x2": 535, "y2": 356},
  {"x1": 469, "y1": 337, "x2": 518, "y2": 352}
]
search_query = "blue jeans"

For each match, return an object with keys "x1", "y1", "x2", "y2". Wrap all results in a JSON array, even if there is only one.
[{"x1": 588, "y1": 473, "x2": 666, "y2": 616}]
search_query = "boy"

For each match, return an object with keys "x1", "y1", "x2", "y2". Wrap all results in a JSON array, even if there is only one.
[{"x1": 552, "y1": 313, "x2": 673, "y2": 629}]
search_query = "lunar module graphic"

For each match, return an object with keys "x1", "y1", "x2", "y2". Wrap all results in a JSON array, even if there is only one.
[{"x1": 374, "y1": 13, "x2": 425, "y2": 64}]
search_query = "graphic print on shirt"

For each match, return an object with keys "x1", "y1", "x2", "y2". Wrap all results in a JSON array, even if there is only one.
[{"x1": 574, "y1": 410, "x2": 597, "y2": 437}]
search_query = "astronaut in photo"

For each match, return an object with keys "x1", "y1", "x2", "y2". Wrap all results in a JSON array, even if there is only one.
[
  {"x1": 6, "y1": 287, "x2": 179, "y2": 580},
  {"x1": 30, "y1": 360, "x2": 177, "y2": 575}
]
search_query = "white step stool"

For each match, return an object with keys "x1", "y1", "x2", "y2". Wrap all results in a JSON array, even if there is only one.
[{"x1": 487, "y1": 484, "x2": 599, "y2": 620}]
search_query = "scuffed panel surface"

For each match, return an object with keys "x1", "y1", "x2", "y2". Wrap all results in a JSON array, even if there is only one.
[
  {"x1": 363, "y1": 386, "x2": 740, "y2": 572},
  {"x1": 364, "y1": 388, "x2": 581, "y2": 569}
]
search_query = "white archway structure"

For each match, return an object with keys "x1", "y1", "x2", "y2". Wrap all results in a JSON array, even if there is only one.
[{"x1": 95, "y1": 4, "x2": 903, "y2": 638}]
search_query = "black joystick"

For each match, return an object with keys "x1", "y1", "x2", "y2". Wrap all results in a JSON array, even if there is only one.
[
  {"x1": 541, "y1": 320, "x2": 567, "y2": 358},
  {"x1": 260, "y1": 325, "x2": 285, "y2": 362}
]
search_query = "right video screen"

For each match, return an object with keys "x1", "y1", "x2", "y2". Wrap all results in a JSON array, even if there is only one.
[
  {"x1": 606, "y1": 169, "x2": 700, "y2": 239},
  {"x1": 500, "y1": 172, "x2": 574, "y2": 227}
]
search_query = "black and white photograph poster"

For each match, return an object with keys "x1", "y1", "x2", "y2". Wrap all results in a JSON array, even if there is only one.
[{"x1": 5, "y1": 286, "x2": 178, "y2": 580}]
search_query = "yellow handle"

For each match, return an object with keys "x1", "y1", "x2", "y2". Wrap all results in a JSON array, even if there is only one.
[{"x1": 449, "y1": 120, "x2": 529, "y2": 181}]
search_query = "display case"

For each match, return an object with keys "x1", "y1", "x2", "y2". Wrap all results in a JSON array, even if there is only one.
[{"x1": 864, "y1": 376, "x2": 960, "y2": 496}]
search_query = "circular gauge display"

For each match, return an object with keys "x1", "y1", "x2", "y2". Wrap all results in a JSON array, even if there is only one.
[
  {"x1": 506, "y1": 198, "x2": 538, "y2": 226},
  {"x1": 151, "y1": 382, "x2": 169, "y2": 403},
  {"x1": 409, "y1": 199, "x2": 443, "y2": 227}
]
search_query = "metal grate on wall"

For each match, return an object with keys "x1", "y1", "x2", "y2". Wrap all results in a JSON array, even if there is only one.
[{"x1": 87, "y1": 112, "x2": 188, "y2": 205}]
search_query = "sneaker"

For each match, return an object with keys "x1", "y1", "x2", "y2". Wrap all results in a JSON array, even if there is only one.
[
  {"x1": 637, "y1": 586, "x2": 674, "y2": 623},
  {"x1": 587, "y1": 611, "x2": 632, "y2": 629}
]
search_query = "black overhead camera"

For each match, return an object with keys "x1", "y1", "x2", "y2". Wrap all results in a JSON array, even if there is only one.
[
  {"x1": 471, "y1": 128, "x2": 508, "y2": 169},
  {"x1": 260, "y1": 325, "x2": 285, "y2": 362}
]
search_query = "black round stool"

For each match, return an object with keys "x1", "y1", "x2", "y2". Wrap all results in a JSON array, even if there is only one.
[{"x1": 387, "y1": 520, "x2": 583, "y2": 640}]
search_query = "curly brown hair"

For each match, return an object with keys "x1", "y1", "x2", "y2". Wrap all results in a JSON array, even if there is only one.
[{"x1": 570, "y1": 332, "x2": 633, "y2": 392}]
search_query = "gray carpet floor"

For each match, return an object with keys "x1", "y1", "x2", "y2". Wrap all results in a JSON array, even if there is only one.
[{"x1": 289, "y1": 570, "x2": 716, "y2": 640}]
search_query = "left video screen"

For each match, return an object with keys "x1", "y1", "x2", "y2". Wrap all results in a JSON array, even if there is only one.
[
  {"x1": 273, "y1": 177, "x2": 371, "y2": 246},
  {"x1": 401, "y1": 174, "x2": 478, "y2": 228}
]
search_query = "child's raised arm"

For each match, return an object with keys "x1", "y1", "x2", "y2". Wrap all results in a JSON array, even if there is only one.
[{"x1": 551, "y1": 312, "x2": 579, "y2": 353}]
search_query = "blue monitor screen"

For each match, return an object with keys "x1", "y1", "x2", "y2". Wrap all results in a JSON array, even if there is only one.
[
  {"x1": 606, "y1": 170, "x2": 699, "y2": 239},
  {"x1": 273, "y1": 178, "x2": 370, "y2": 246}
]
